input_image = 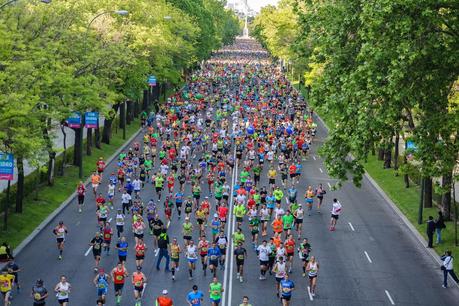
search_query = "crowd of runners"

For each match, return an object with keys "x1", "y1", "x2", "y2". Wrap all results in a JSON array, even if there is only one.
[{"x1": 0, "y1": 38, "x2": 343, "y2": 306}]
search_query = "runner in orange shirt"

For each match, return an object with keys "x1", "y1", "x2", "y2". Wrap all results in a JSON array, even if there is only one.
[{"x1": 91, "y1": 171, "x2": 101, "y2": 196}]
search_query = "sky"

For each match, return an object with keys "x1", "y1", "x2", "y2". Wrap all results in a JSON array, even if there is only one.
[{"x1": 248, "y1": 0, "x2": 279, "y2": 12}]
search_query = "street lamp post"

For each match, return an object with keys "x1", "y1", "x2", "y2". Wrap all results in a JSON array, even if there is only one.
[
  {"x1": 76, "y1": 9, "x2": 128, "y2": 179},
  {"x1": 0, "y1": 0, "x2": 50, "y2": 11}
]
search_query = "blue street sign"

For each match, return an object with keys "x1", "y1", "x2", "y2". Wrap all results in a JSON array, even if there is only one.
[
  {"x1": 148, "y1": 75, "x2": 157, "y2": 87},
  {"x1": 85, "y1": 112, "x2": 99, "y2": 128},
  {"x1": 0, "y1": 153, "x2": 14, "y2": 181},
  {"x1": 66, "y1": 112, "x2": 81, "y2": 128}
]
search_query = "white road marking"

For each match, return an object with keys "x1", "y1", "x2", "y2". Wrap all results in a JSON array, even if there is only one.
[
  {"x1": 364, "y1": 251, "x2": 373, "y2": 263},
  {"x1": 313, "y1": 155, "x2": 316, "y2": 160},
  {"x1": 327, "y1": 182, "x2": 332, "y2": 189},
  {"x1": 84, "y1": 246, "x2": 93, "y2": 256},
  {"x1": 141, "y1": 282, "x2": 147, "y2": 297},
  {"x1": 348, "y1": 222, "x2": 355, "y2": 231},
  {"x1": 307, "y1": 286, "x2": 314, "y2": 301},
  {"x1": 108, "y1": 217, "x2": 112, "y2": 223},
  {"x1": 223, "y1": 146, "x2": 237, "y2": 306},
  {"x1": 76, "y1": 221, "x2": 80, "y2": 226},
  {"x1": 319, "y1": 168, "x2": 323, "y2": 173},
  {"x1": 385, "y1": 290, "x2": 395, "y2": 305}
]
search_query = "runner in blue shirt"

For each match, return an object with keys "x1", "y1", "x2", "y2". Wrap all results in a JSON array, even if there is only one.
[
  {"x1": 207, "y1": 242, "x2": 222, "y2": 277},
  {"x1": 280, "y1": 274, "x2": 295, "y2": 306},
  {"x1": 187, "y1": 285, "x2": 204, "y2": 306}
]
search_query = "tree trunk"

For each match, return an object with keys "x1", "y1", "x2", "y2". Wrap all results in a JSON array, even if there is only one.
[
  {"x1": 383, "y1": 146, "x2": 392, "y2": 169},
  {"x1": 102, "y1": 104, "x2": 119, "y2": 144},
  {"x1": 42, "y1": 120, "x2": 55, "y2": 186},
  {"x1": 403, "y1": 140, "x2": 409, "y2": 188},
  {"x1": 119, "y1": 102, "x2": 126, "y2": 129},
  {"x1": 73, "y1": 127, "x2": 83, "y2": 166},
  {"x1": 59, "y1": 123, "x2": 67, "y2": 176},
  {"x1": 95, "y1": 123, "x2": 101, "y2": 149},
  {"x1": 15, "y1": 156, "x2": 24, "y2": 213},
  {"x1": 86, "y1": 128, "x2": 92, "y2": 156},
  {"x1": 143, "y1": 90, "x2": 148, "y2": 111},
  {"x1": 126, "y1": 100, "x2": 133, "y2": 125},
  {"x1": 423, "y1": 177, "x2": 433, "y2": 208},
  {"x1": 377, "y1": 148, "x2": 385, "y2": 161},
  {"x1": 394, "y1": 132, "x2": 399, "y2": 172},
  {"x1": 47, "y1": 152, "x2": 56, "y2": 186},
  {"x1": 441, "y1": 173, "x2": 452, "y2": 220}
]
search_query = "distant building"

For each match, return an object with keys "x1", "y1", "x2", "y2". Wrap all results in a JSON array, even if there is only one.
[{"x1": 226, "y1": 0, "x2": 249, "y2": 17}]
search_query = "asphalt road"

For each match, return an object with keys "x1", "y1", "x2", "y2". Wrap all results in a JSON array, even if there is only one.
[{"x1": 10, "y1": 92, "x2": 459, "y2": 305}]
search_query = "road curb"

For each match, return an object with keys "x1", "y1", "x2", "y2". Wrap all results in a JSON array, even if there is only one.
[{"x1": 13, "y1": 127, "x2": 143, "y2": 256}]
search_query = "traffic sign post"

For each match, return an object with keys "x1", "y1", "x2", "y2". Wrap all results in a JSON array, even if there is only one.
[
  {"x1": 148, "y1": 75, "x2": 157, "y2": 87},
  {"x1": 0, "y1": 152, "x2": 13, "y2": 231}
]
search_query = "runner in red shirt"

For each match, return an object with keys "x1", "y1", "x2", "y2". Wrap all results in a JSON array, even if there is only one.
[
  {"x1": 111, "y1": 262, "x2": 128, "y2": 305},
  {"x1": 76, "y1": 181, "x2": 85, "y2": 213},
  {"x1": 218, "y1": 203, "x2": 228, "y2": 226},
  {"x1": 96, "y1": 157, "x2": 106, "y2": 178},
  {"x1": 284, "y1": 234, "x2": 296, "y2": 274}
]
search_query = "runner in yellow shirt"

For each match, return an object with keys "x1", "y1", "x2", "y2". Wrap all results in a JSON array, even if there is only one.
[{"x1": 0, "y1": 270, "x2": 14, "y2": 305}]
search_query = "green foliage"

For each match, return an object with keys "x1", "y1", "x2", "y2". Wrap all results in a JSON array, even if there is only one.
[{"x1": 253, "y1": 0, "x2": 459, "y2": 188}]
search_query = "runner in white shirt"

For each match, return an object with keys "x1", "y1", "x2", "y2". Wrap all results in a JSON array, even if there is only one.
[
  {"x1": 115, "y1": 209, "x2": 125, "y2": 238},
  {"x1": 54, "y1": 275, "x2": 71, "y2": 306},
  {"x1": 330, "y1": 198, "x2": 342, "y2": 231},
  {"x1": 273, "y1": 256, "x2": 287, "y2": 297},
  {"x1": 257, "y1": 240, "x2": 271, "y2": 280},
  {"x1": 186, "y1": 241, "x2": 198, "y2": 280},
  {"x1": 132, "y1": 178, "x2": 141, "y2": 196}
]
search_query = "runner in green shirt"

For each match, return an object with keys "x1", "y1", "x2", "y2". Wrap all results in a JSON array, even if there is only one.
[
  {"x1": 240, "y1": 170, "x2": 249, "y2": 185},
  {"x1": 234, "y1": 204, "x2": 246, "y2": 227},
  {"x1": 154, "y1": 174, "x2": 164, "y2": 201},
  {"x1": 144, "y1": 159, "x2": 153, "y2": 173},
  {"x1": 282, "y1": 210, "x2": 294, "y2": 233},
  {"x1": 232, "y1": 227, "x2": 245, "y2": 246},
  {"x1": 273, "y1": 187, "x2": 284, "y2": 204},
  {"x1": 209, "y1": 277, "x2": 223, "y2": 305}
]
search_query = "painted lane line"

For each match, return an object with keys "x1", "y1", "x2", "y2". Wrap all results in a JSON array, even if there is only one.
[
  {"x1": 385, "y1": 290, "x2": 395, "y2": 305},
  {"x1": 84, "y1": 246, "x2": 93, "y2": 256},
  {"x1": 108, "y1": 217, "x2": 112, "y2": 223},
  {"x1": 348, "y1": 222, "x2": 355, "y2": 231},
  {"x1": 307, "y1": 286, "x2": 314, "y2": 301},
  {"x1": 222, "y1": 146, "x2": 237, "y2": 306},
  {"x1": 319, "y1": 168, "x2": 323, "y2": 173},
  {"x1": 313, "y1": 155, "x2": 316, "y2": 161},
  {"x1": 327, "y1": 182, "x2": 332, "y2": 189},
  {"x1": 364, "y1": 251, "x2": 373, "y2": 263}
]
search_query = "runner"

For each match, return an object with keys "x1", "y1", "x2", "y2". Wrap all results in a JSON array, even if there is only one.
[
  {"x1": 234, "y1": 242, "x2": 247, "y2": 283},
  {"x1": 170, "y1": 238, "x2": 182, "y2": 281},
  {"x1": 31, "y1": 279, "x2": 48, "y2": 306},
  {"x1": 198, "y1": 236, "x2": 209, "y2": 276},
  {"x1": 208, "y1": 276, "x2": 223, "y2": 306},
  {"x1": 256, "y1": 240, "x2": 271, "y2": 280},
  {"x1": 54, "y1": 275, "x2": 71, "y2": 306},
  {"x1": 306, "y1": 256, "x2": 319, "y2": 296},
  {"x1": 330, "y1": 198, "x2": 342, "y2": 231},
  {"x1": 186, "y1": 285, "x2": 204, "y2": 306},
  {"x1": 116, "y1": 236, "x2": 128, "y2": 264},
  {"x1": 155, "y1": 289, "x2": 173, "y2": 306},
  {"x1": 207, "y1": 242, "x2": 221, "y2": 277},
  {"x1": 280, "y1": 274, "x2": 295, "y2": 306},
  {"x1": 89, "y1": 232, "x2": 104, "y2": 272},
  {"x1": 76, "y1": 181, "x2": 86, "y2": 213},
  {"x1": 111, "y1": 262, "x2": 128, "y2": 305},
  {"x1": 299, "y1": 238, "x2": 312, "y2": 277},
  {"x1": 91, "y1": 171, "x2": 101, "y2": 196},
  {"x1": 134, "y1": 238, "x2": 147, "y2": 269},
  {"x1": 186, "y1": 240, "x2": 198, "y2": 280},
  {"x1": 131, "y1": 267, "x2": 147, "y2": 306},
  {"x1": 53, "y1": 221, "x2": 68, "y2": 260},
  {"x1": 0, "y1": 269, "x2": 14, "y2": 306}
]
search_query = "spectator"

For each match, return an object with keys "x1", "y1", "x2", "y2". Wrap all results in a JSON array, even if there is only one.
[
  {"x1": 441, "y1": 250, "x2": 459, "y2": 288},
  {"x1": 435, "y1": 211, "x2": 446, "y2": 244}
]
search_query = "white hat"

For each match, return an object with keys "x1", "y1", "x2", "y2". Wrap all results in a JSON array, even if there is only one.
[{"x1": 162, "y1": 289, "x2": 168, "y2": 295}]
